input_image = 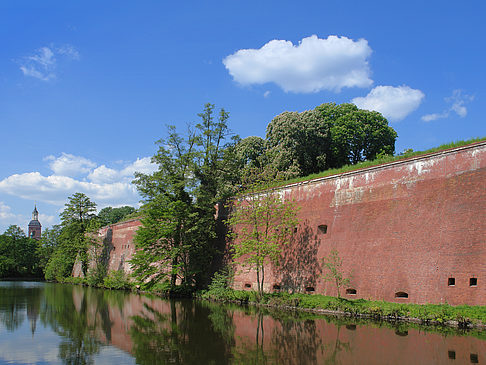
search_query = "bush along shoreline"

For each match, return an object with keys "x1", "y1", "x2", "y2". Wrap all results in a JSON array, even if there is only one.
[
  {"x1": 49, "y1": 273, "x2": 486, "y2": 331},
  {"x1": 198, "y1": 287, "x2": 486, "y2": 331}
]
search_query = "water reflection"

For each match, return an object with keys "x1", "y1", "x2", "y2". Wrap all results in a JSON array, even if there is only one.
[{"x1": 0, "y1": 281, "x2": 485, "y2": 364}]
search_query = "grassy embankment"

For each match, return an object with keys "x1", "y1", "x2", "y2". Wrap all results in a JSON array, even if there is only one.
[
  {"x1": 274, "y1": 136, "x2": 486, "y2": 188},
  {"x1": 200, "y1": 288, "x2": 486, "y2": 329}
]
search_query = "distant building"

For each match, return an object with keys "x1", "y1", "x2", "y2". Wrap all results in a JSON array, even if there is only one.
[{"x1": 28, "y1": 205, "x2": 42, "y2": 240}]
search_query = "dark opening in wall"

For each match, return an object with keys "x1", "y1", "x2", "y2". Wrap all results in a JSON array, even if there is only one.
[
  {"x1": 345, "y1": 324, "x2": 356, "y2": 331},
  {"x1": 346, "y1": 288, "x2": 357, "y2": 295},
  {"x1": 470, "y1": 353, "x2": 478, "y2": 363},
  {"x1": 448, "y1": 278, "x2": 455, "y2": 286},
  {"x1": 395, "y1": 291, "x2": 409, "y2": 298},
  {"x1": 273, "y1": 284, "x2": 281, "y2": 291},
  {"x1": 244, "y1": 283, "x2": 251, "y2": 288},
  {"x1": 305, "y1": 286, "x2": 315, "y2": 292},
  {"x1": 448, "y1": 351, "x2": 456, "y2": 360},
  {"x1": 318, "y1": 224, "x2": 328, "y2": 234},
  {"x1": 470, "y1": 278, "x2": 477, "y2": 287},
  {"x1": 294, "y1": 227, "x2": 298, "y2": 233},
  {"x1": 395, "y1": 329, "x2": 408, "y2": 337}
]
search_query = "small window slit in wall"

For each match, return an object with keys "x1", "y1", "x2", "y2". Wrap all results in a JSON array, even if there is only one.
[
  {"x1": 318, "y1": 225, "x2": 328, "y2": 234},
  {"x1": 448, "y1": 350, "x2": 456, "y2": 360},
  {"x1": 470, "y1": 353, "x2": 478, "y2": 363},
  {"x1": 346, "y1": 288, "x2": 357, "y2": 295},
  {"x1": 470, "y1": 278, "x2": 477, "y2": 287},
  {"x1": 448, "y1": 278, "x2": 455, "y2": 286},
  {"x1": 305, "y1": 286, "x2": 315, "y2": 292},
  {"x1": 273, "y1": 284, "x2": 281, "y2": 291},
  {"x1": 244, "y1": 283, "x2": 251, "y2": 288},
  {"x1": 345, "y1": 324, "x2": 356, "y2": 331},
  {"x1": 395, "y1": 291, "x2": 408, "y2": 298}
]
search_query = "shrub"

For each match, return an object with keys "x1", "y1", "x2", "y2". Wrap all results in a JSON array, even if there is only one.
[{"x1": 103, "y1": 270, "x2": 132, "y2": 290}]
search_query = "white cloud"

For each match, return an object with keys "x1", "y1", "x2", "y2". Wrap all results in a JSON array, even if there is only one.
[
  {"x1": 0, "y1": 201, "x2": 17, "y2": 221},
  {"x1": 263, "y1": 90, "x2": 271, "y2": 98},
  {"x1": 45, "y1": 153, "x2": 97, "y2": 177},
  {"x1": 57, "y1": 44, "x2": 80, "y2": 60},
  {"x1": 0, "y1": 154, "x2": 157, "y2": 211},
  {"x1": 0, "y1": 172, "x2": 139, "y2": 206},
  {"x1": 422, "y1": 90, "x2": 474, "y2": 122},
  {"x1": 352, "y1": 85, "x2": 425, "y2": 122},
  {"x1": 88, "y1": 157, "x2": 157, "y2": 184},
  {"x1": 19, "y1": 44, "x2": 79, "y2": 81},
  {"x1": 223, "y1": 35, "x2": 373, "y2": 93}
]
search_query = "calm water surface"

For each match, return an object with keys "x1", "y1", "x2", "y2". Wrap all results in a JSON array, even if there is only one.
[{"x1": 0, "y1": 281, "x2": 484, "y2": 364}]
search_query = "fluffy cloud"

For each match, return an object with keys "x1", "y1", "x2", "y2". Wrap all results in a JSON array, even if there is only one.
[
  {"x1": 19, "y1": 44, "x2": 79, "y2": 81},
  {"x1": 0, "y1": 154, "x2": 157, "y2": 209},
  {"x1": 223, "y1": 35, "x2": 373, "y2": 93},
  {"x1": 422, "y1": 90, "x2": 474, "y2": 122},
  {"x1": 352, "y1": 85, "x2": 425, "y2": 122},
  {"x1": 45, "y1": 153, "x2": 97, "y2": 177},
  {"x1": 88, "y1": 157, "x2": 157, "y2": 184},
  {"x1": 0, "y1": 202, "x2": 17, "y2": 221}
]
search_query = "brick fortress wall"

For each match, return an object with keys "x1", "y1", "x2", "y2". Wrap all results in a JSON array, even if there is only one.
[
  {"x1": 74, "y1": 141, "x2": 486, "y2": 305},
  {"x1": 72, "y1": 218, "x2": 141, "y2": 278},
  {"x1": 232, "y1": 141, "x2": 486, "y2": 305}
]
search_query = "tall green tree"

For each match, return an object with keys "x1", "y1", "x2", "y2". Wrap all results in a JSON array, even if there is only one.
[
  {"x1": 132, "y1": 103, "x2": 238, "y2": 290},
  {"x1": 45, "y1": 193, "x2": 97, "y2": 280},
  {"x1": 265, "y1": 103, "x2": 397, "y2": 177},
  {"x1": 227, "y1": 169, "x2": 299, "y2": 298},
  {"x1": 132, "y1": 123, "x2": 198, "y2": 288},
  {"x1": 0, "y1": 225, "x2": 40, "y2": 277},
  {"x1": 60, "y1": 192, "x2": 97, "y2": 225}
]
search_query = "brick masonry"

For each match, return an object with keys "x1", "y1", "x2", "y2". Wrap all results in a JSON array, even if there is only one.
[
  {"x1": 76, "y1": 141, "x2": 486, "y2": 305},
  {"x1": 232, "y1": 141, "x2": 486, "y2": 305}
]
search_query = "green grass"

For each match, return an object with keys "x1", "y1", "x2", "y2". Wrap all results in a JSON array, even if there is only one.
[
  {"x1": 274, "y1": 136, "x2": 486, "y2": 189},
  {"x1": 200, "y1": 288, "x2": 486, "y2": 327}
]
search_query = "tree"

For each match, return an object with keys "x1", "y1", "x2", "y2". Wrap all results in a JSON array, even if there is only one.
[
  {"x1": 37, "y1": 225, "x2": 61, "y2": 275},
  {"x1": 97, "y1": 206, "x2": 137, "y2": 226},
  {"x1": 227, "y1": 169, "x2": 299, "y2": 298},
  {"x1": 45, "y1": 193, "x2": 98, "y2": 280},
  {"x1": 265, "y1": 103, "x2": 397, "y2": 177},
  {"x1": 0, "y1": 225, "x2": 40, "y2": 278},
  {"x1": 132, "y1": 103, "x2": 238, "y2": 290},
  {"x1": 60, "y1": 192, "x2": 97, "y2": 225},
  {"x1": 328, "y1": 107, "x2": 397, "y2": 167},
  {"x1": 321, "y1": 249, "x2": 351, "y2": 298}
]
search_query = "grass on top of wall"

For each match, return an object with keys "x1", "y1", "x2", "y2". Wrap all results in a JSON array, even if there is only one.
[
  {"x1": 200, "y1": 288, "x2": 486, "y2": 327},
  {"x1": 275, "y1": 136, "x2": 486, "y2": 189}
]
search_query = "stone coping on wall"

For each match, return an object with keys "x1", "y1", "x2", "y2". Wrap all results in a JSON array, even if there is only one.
[
  {"x1": 99, "y1": 217, "x2": 142, "y2": 231},
  {"x1": 276, "y1": 140, "x2": 486, "y2": 191}
]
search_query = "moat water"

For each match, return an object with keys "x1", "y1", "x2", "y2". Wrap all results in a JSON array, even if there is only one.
[{"x1": 0, "y1": 281, "x2": 485, "y2": 364}]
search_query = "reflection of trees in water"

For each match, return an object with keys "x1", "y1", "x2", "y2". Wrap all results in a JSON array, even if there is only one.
[
  {"x1": 231, "y1": 311, "x2": 278, "y2": 365},
  {"x1": 41, "y1": 284, "x2": 106, "y2": 365},
  {"x1": 204, "y1": 301, "x2": 235, "y2": 346},
  {"x1": 271, "y1": 318, "x2": 323, "y2": 365},
  {"x1": 129, "y1": 299, "x2": 232, "y2": 365},
  {"x1": 0, "y1": 285, "x2": 42, "y2": 332},
  {"x1": 322, "y1": 325, "x2": 351, "y2": 365}
]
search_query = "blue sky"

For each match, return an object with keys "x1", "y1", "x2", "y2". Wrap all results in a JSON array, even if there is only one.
[{"x1": 1, "y1": 0, "x2": 485, "y2": 233}]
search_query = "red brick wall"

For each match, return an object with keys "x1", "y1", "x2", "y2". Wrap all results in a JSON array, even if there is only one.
[{"x1": 232, "y1": 142, "x2": 486, "y2": 305}]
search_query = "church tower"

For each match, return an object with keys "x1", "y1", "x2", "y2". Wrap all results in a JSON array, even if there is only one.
[{"x1": 28, "y1": 205, "x2": 42, "y2": 240}]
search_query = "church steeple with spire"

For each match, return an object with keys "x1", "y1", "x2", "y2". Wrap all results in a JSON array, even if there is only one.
[{"x1": 28, "y1": 205, "x2": 42, "y2": 240}]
